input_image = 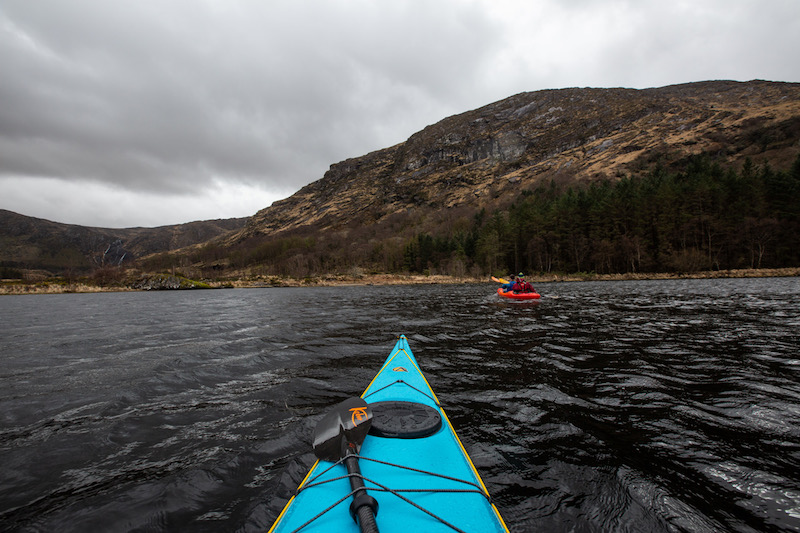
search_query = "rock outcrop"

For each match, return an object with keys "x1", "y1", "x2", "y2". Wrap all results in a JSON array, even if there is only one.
[
  {"x1": 131, "y1": 274, "x2": 211, "y2": 290},
  {"x1": 235, "y1": 80, "x2": 800, "y2": 243}
]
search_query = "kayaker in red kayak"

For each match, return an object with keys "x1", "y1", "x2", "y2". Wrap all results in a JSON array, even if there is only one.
[{"x1": 509, "y1": 273, "x2": 535, "y2": 294}]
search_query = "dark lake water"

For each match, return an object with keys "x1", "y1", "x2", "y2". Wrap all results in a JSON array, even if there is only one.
[{"x1": 1, "y1": 278, "x2": 799, "y2": 532}]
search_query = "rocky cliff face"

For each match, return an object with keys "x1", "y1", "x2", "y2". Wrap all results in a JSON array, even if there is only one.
[{"x1": 237, "y1": 80, "x2": 800, "y2": 242}]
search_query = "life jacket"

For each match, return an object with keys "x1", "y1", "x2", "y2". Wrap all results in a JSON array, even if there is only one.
[{"x1": 523, "y1": 281, "x2": 534, "y2": 293}]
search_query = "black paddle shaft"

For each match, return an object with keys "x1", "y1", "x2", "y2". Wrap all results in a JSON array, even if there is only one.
[{"x1": 345, "y1": 448, "x2": 379, "y2": 533}]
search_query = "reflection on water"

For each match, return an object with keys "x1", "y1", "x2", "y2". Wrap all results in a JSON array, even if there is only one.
[{"x1": 1, "y1": 277, "x2": 799, "y2": 532}]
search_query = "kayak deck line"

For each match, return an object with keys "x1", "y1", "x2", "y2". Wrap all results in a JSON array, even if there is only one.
[
  {"x1": 365, "y1": 345, "x2": 430, "y2": 394},
  {"x1": 365, "y1": 336, "x2": 506, "y2": 531},
  {"x1": 269, "y1": 335, "x2": 509, "y2": 532},
  {"x1": 293, "y1": 453, "x2": 493, "y2": 533},
  {"x1": 283, "y1": 452, "x2": 494, "y2": 533},
  {"x1": 371, "y1": 338, "x2": 499, "y2": 510},
  {"x1": 302, "y1": 455, "x2": 487, "y2": 495},
  {"x1": 363, "y1": 379, "x2": 440, "y2": 406}
]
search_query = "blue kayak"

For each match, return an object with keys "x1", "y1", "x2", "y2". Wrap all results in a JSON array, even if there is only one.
[{"x1": 269, "y1": 335, "x2": 508, "y2": 533}]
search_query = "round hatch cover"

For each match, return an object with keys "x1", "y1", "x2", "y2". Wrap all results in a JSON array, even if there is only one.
[{"x1": 368, "y1": 401, "x2": 442, "y2": 439}]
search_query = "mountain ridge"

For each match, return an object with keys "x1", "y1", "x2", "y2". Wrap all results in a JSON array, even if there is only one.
[
  {"x1": 4, "y1": 79, "x2": 800, "y2": 278},
  {"x1": 234, "y1": 79, "x2": 800, "y2": 244}
]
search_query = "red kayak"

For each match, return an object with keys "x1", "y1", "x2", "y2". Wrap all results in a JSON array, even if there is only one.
[{"x1": 497, "y1": 287, "x2": 541, "y2": 300}]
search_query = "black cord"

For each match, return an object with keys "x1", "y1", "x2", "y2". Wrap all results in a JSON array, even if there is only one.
[
  {"x1": 293, "y1": 453, "x2": 493, "y2": 532},
  {"x1": 362, "y1": 379, "x2": 441, "y2": 406}
]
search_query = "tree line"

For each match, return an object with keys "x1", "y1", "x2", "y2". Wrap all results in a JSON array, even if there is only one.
[
  {"x1": 156, "y1": 153, "x2": 800, "y2": 279},
  {"x1": 430, "y1": 154, "x2": 800, "y2": 275}
]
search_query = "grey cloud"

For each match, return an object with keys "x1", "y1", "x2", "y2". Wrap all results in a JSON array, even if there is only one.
[
  {"x1": 1, "y1": 1, "x2": 500, "y2": 195},
  {"x1": 1, "y1": 0, "x2": 799, "y2": 227}
]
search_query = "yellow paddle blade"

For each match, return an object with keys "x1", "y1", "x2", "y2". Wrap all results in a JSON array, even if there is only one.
[{"x1": 491, "y1": 276, "x2": 509, "y2": 284}]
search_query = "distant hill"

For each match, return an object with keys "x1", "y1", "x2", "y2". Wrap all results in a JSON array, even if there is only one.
[{"x1": 0, "y1": 209, "x2": 247, "y2": 276}]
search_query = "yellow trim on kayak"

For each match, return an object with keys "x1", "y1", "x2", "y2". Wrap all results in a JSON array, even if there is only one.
[
  {"x1": 364, "y1": 338, "x2": 508, "y2": 531},
  {"x1": 267, "y1": 458, "x2": 321, "y2": 532},
  {"x1": 361, "y1": 350, "x2": 400, "y2": 396},
  {"x1": 267, "y1": 499, "x2": 290, "y2": 533},
  {"x1": 361, "y1": 341, "x2": 424, "y2": 397},
  {"x1": 438, "y1": 407, "x2": 509, "y2": 532},
  {"x1": 273, "y1": 336, "x2": 509, "y2": 532}
]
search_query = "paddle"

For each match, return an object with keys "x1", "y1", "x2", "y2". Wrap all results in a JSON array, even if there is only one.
[
  {"x1": 491, "y1": 276, "x2": 509, "y2": 284},
  {"x1": 313, "y1": 397, "x2": 379, "y2": 533}
]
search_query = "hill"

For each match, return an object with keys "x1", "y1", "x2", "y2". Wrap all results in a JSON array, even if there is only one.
[
  {"x1": 231, "y1": 80, "x2": 800, "y2": 241},
  {"x1": 167, "y1": 79, "x2": 799, "y2": 278},
  {"x1": 0, "y1": 210, "x2": 247, "y2": 278},
  {"x1": 5, "y1": 80, "x2": 800, "y2": 281}
]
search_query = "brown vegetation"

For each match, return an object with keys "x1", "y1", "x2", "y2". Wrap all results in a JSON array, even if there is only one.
[{"x1": 3, "y1": 81, "x2": 800, "y2": 287}]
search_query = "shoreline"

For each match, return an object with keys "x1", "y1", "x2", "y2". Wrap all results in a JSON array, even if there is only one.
[{"x1": 1, "y1": 267, "x2": 798, "y2": 295}]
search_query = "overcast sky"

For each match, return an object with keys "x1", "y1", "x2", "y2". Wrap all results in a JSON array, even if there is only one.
[{"x1": 2, "y1": 0, "x2": 799, "y2": 228}]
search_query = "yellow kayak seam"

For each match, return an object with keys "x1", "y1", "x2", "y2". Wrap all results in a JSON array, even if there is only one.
[
  {"x1": 270, "y1": 335, "x2": 509, "y2": 532},
  {"x1": 363, "y1": 339, "x2": 508, "y2": 532}
]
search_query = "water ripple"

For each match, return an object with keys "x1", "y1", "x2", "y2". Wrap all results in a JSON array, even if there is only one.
[{"x1": 1, "y1": 279, "x2": 799, "y2": 531}]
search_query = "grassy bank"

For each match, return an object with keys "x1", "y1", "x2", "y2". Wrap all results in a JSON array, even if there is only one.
[{"x1": 2, "y1": 268, "x2": 798, "y2": 295}]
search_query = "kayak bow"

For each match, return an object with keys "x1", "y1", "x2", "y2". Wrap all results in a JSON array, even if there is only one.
[{"x1": 269, "y1": 335, "x2": 508, "y2": 533}]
